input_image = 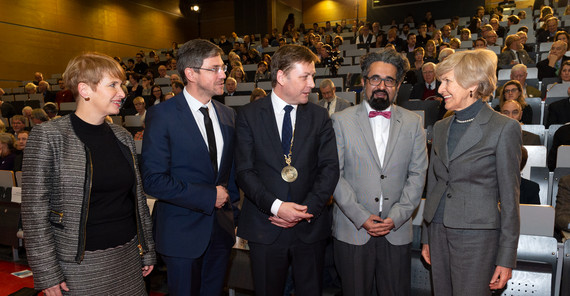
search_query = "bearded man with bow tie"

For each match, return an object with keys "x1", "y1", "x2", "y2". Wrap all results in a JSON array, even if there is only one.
[{"x1": 330, "y1": 48, "x2": 428, "y2": 296}]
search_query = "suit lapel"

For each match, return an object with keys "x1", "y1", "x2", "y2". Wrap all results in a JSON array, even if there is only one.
[
  {"x1": 436, "y1": 116, "x2": 452, "y2": 167},
  {"x1": 260, "y1": 98, "x2": 287, "y2": 166},
  {"x1": 211, "y1": 100, "x2": 231, "y2": 182},
  {"x1": 356, "y1": 103, "x2": 382, "y2": 168},
  {"x1": 383, "y1": 105, "x2": 403, "y2": 168}
]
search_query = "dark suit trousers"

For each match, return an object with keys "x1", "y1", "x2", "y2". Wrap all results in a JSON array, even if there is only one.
[
  {"x1": 248, "y1": 228, "x2": 326, "y2": 296},
  {"x1": 428, "y1": 223, "x2": 499, "y2": 296},
  {"x1": 334, "y1": 236, "x2": 411, "y2": 296},
  {"x1": 161, "y1": 217, "x2": 231, "y2": 296}
]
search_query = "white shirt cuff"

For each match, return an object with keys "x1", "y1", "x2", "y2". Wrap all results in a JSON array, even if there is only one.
[{"x1": 271, "y1": 199, "x2": 283, "y2": 216}]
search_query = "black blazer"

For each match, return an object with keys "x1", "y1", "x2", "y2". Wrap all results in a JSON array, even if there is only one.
[
  {"x1": 547, "y1": 98, "x2": 570, "y2": 128},
  {"x1": 537, "y1": 56, "x2": 570, "y2": 80},
  {"x1": 520, "y1": 178, "x2": 540, "y2": 205},
  {"x1": 235, "y1": 96, "x2": 339, "y2": 244}
]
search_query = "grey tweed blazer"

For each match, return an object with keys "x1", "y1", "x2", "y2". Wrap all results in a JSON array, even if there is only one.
[{"x1": 21, "y1": 115, "x2": 156, "y2": 290}]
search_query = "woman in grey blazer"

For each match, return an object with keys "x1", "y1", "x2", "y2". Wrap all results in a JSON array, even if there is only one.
[
  {"x1": 421, "y1": 49, "x2": 522, "y2": 295},
  {"x1": 21, "y1": 53, "x2": 156, "y2": 295}
]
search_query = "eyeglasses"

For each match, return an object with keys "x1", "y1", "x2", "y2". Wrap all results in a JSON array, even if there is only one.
[
  {"x1": 364, "y1": 75, "x2": 397, "y2": 87},
  {"x1": 191, "y1": 65, "x2": 227, "y2": 74},
  {"x1": 504, "y1": 88, "x2": 519, "y2": 94}
]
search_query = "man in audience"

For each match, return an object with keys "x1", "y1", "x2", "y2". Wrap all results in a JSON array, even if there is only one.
[
  {"x1": 141, "y1": 39, "x2": 239, "y2": 296},
  {"x1": 356, "y1": 23, "x2": 376, "y2": 48},
  {"x1": 403, "y1": 33, "x2": 417, "y2": 53},
  {"x1": 21, "y1": 106, "x2": 32, "y2": 124},
  {"x1": 500, "y1": 100, "x2": 541, "y2": 145},
  {"x1": 410, "y1": 63, "x2": 442, "y2": 101},
  {"x1": 517, "y1": 31, "x2": 533, "y2": 52},
  {"x1": 235, "y1": 44, "x2": 339, "y2": 296},
  {"x1": 546, "y1": 86, "x2": 570, "y2": 128},
  {"x1": 157, "y1": 65, "x2": 170, "y2": 78},
  {"x1": 37, "y1": 81, "x2": 56, "y2": 103},
  {"x1": 372, "y1": 22, "x2": 381, "y2": 38},
  {"x1": 256, "y1": 38, "x2": 270, "y2": 54},
  {"x1": 490, "y1": 17, "x2": 506, "y2": 38},
  {"x1": 537, "y1": 40, "x2": 569, "y2": 80},
  {"x1": 416, "y1": 23, "x2": 431, "y2": 48},
  {"x1": 555, "y1": 175, "x2": 570, "y2": 232},
  {"x1": 497, "y1": 64, "x2": 541, "y2": 98},
  {"x1": 318, "y1": 79, "x2": 351, "y2": 116},
  {"x1": 331, "y1": 48, "x2": 427, "y2": 296},
  {"x1": 441, "y1": 25, "x2": 452, "y2": 43},
  {"x1": 547, "y1": 123, "x2": 570, "y2": 171},
  {"x1": 399, "y1": 24, "x2": 411, "y2": 40},
  {"x1": 167, "y1": 58, "x2": 177, "y2": 71},
  {"x1": 483, "y1": 29, "x2": 499, "y2": 46},
  {"x1": 171, "y1": 81, "x2": 184, "y2": 95},
  {"x1": 55, "y1": 78, "x2": 73, "y2": 107},
  {"x1": 133, "y1": 52, "x2": 148, "y2": 75},
  {"x1": 170, "y1": 73, "x2": 182, "y2": 84},
  {"x1": 537, "y1": 16, "x2": 560, "y2": 43},
  {"x1": 519, "y1": 146, "x2": 541, "y2": 205},
  {"x1": 33, "y1": 72, "x2": 43, "y2": 85}
]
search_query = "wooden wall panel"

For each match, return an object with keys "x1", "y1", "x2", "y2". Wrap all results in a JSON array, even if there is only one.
[{"x1": 302, "y1": 0, "x2": 367, "y2": 26}]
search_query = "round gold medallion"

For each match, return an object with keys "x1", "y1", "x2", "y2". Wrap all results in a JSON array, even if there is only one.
[{"x1": 281, "y1": 165, "x2": 298, "y2": 182}]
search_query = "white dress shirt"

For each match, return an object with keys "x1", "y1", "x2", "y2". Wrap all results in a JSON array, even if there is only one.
[
  {"x1": 183, "y1": 88, "x2": 224, "y2": 169},
  {"x1": 270, "y1": 91, "x2": 298, "y2": 216},
  {"x1": 365, "y1": 100, "x2": 391, "y2": 213},
  {"x1": 325, "y1": 97, "x2": 337, "y2": 117}
]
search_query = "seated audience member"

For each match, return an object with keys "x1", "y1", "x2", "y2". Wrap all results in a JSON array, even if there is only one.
[
  {"x1": 15, "y1": 130, "x2": 28, "y2": 151},
  {"x1": 133, "y1": 52, "x2": 149, "y2": 75},
  {"x1": 170, "y1": 73, "x2": 182, "y2": 84},
  {"x1": 410, "y1": 62, "x2": 443, "y2": 101},
  {"x1": 157, "y1": 65, "x2": 170, "y2": 78},
  {"x1": 459, "y1": 28, "x2": 471, "y2": 42},
  {"x1": 141, "y1": 76, "x2": 153, "y2": 96},
  {"x1": 489, "y1": 17, "x2": 506, "y2": 38},
  {"x1": 500, "y1": 100, "x2": 541, "y2": 145},
  {"x1": 506, "y1": 15, "x2": 520, "y2": 31},
  {"x1": 386, "y1": 27, "x2": 403, "y2": 49},
  {"x1": 171, "y1": 81, "x2": 184, "y2": 95},
  {"x1": 411, "y1": 47, "x2": 425, "y2": 70},
  {"x1": 441, "y1": 24, "x2": 452, "y2": 43},
  {"x1": 249, "y1": 88, "x2": 267, "y2": 103},
  {"x1": 399, "y1": 23, "x2": 412, "y2": 40},
  {"x1": 0, "y1": 133, "x2": 16, "y2": 171},
  {"x1": 416, "y1": 23, "x2": 431, "y2": 48},
  {"x1": 229, "y1": 67, "x2": 247, "y2": 83},
  {"x1": 42, "y1": 102, "x2": 59, "y2": 119},
  {"x1": 30, "y1": 108, "x2": 49, "y2": 125},
  {"x1": 559, "y1": 60, "x2": 570, "y2": 83},
  {"x1": 555, "y1": 175, "x2": 570, "y2": 232},
  {"x1": 356, "y1": 23, "x2": 376, "y2": 48},
  {"x1": 449, "y1": 38, "x2": 461, "y2": 49},
  {"x1": 438, "y1": 48, "x2": 455, "y2": 62},
  {"x1": 538, "y1": 40, "x2": 569, "y2": 80},
  {"x1": 403, "y1": 33, "x2": 417, "y2": 53},
  {"x1": 546, "y1": 85, "x2": 570, "y2": 128},
  {"x1": 224, "y1": 77, "x2": 247, "y2": 97},
  {"x1": 255, "y1": 61, "x2": 271, "y2": 82},
  {"x1": 520, "y1": 146, "x2": 541, "y2": 204},
  {"x1": 317, "y1": 79, "x2": 351, "y2": 116},
  {"x1": 547, "y1": 123, "x2": 570, "y2": 171},
  {"x1": 483, "y1": 29, "x2": 499, "y2": 46},
  {"x1": 133, "y1": 96, "x2": 146, "y2": 123},
  {"x1": 32, "y1": 72, "x2": 43, "y2": 85},
  {"x1": 467, "y1": 17, "x2": 481, "y2": 35},
  {"x1": 498, "y1": 34, "x2": 533, "y2": 67},
  {"x1": 495, "y1": 80, "x2": 533, "y2": 124},
  {"x1": 55, "y1": 78, "x2": 74, "y2": 107},
  {"x1": 424, "y1": 40, "x2": 438, "y2": 63},
  {"x1": 21, "y1": 106, "x2": 32, "y2": 124},
  {"x1": 37, "y1": 81, "x2": 56, "y2": 103},
  {"x1": 0, "y1": 96, "x2": 16, "y2": 119},
  {"x1": 497, "y1": 64, "x2": 541, "y2": 98},
  {"x1": 516, "y1": 31, "x2": 533, "y2": 52},
  {"x1": 167, "y1": 58, "x2": 177, "y2": 71},
  {"x1": 127, "y1": 72, "x2": 143, "y2": 96},
  {"x1": 333, "y1": 35, "x2": 343, "y2": 50},
  {"x1": 13, "y1": 130, "x2": 29, "y2": 171},
  {"x1": 431, "y1": 29, "x2": 443, "y2": 47},
  {"x1": 256, "y1": 38, "x2": 270, "y2": 54},
  {"x1": 9, "y1": 115, "x2": 28, "y2": 137},
  {"x1": 150, "y1": 85, "x2": 165, "y2": 106},
  {"x1": 555, "y1": 31, "x2": 570, "y2": 46},
  {"x1": 537, "y1": 16, "x2": 560, "y2": 43},
  {"x1": 473, "y1": 37, "x2": 487, "y2": 49},
  {"x1": 24, "y1": 83, "x2": 37, "y2": 95}
]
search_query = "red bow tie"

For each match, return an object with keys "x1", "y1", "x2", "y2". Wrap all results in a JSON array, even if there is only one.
[{"x1": 369, "y1": 111, "x2": 391, "y2": 119}]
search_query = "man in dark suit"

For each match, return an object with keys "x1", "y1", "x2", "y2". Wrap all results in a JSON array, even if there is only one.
[
  {"x1": 500, "y1": 100, "x2": 541, "y2": 145},
  {"x1": 537, "y1": 16, "x2": 561, "y2": 43},
  {"x1": 537, "y1": 40, "x2": 570, "y2": 80},
  {"x1": 547, "y1": 124, "x2": 570, "y2": 171},
  {"x1": 235, "y1": 44, "x2": 340, "y2": 296},
  {"x1": 141, "y1": 39, "x2": 240, "y2": 296},
  {"x1": 409, "y1": 62, "x2": 442, "y2": 101},
  {"x1": 520, "y1": 147, "x2": 541, "y2": 205},
  {"x1": 213, "y1": 77, "x2": 249, "y2": 104},
  {"x1": 317, "y1": 79, "x2": 352, "y2": 116},
  {"x1": 547, "y1": 91, "x2": 570, "y2": 128}
]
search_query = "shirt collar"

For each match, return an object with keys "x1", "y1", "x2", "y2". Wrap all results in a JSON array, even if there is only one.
[
  {"x1": 271, "y1": 90, "x2": 298, "y2": 114},
  {"x1": 183, "y1": 88, "x2": 212, "y2": 111}
]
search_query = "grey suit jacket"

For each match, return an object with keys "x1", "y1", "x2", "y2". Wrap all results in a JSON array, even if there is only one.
[
  {"x1": 331, "y1": 103, "x2": 428, "y2": 246},
  {"x1": 497, "y1": 49, "x2": 534, "y2": 67},
  {"x1": 423, "y1": 103, "x2": 521, "y2": 268},
  {"x1": 318, "y1": 96, "x2": 352, "y2": 114}
]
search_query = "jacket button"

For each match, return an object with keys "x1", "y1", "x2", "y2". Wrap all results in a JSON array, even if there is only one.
[
  {"x1": 380, "y1": 175, "x2": 385, "y2": 179},
  {"x1": 375, "y1": 197, "x2": 379, "y2": 202},
  {"x1": 447, "y1": 193, "x2": 452, "y2": 198}
]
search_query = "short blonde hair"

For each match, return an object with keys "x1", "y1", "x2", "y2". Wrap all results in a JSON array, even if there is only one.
[
  {"x1": 133, "y1": 96, "x2": 145, "y2": 105},
  {"x1": 24, "y1": 83, "x2": 37, "y2": 94},
  {"x1": 436, "y1": 49, "x2": 497, "y2": 102},
  {"x1": 63, "y1": 52, "x2": 125, "y2": 100}
]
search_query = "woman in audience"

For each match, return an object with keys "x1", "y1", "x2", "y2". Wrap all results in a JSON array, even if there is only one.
[
  {"x1": 560, "y1": 60, "x2": 570, "y2": 83},
  {"x1": 412, "y1": 47, "x2": 425, "y2": 70},
  {"x1": 496, "y1": 80, "x2": 533, "y2": 124},
  {"x1": 263, "y1": 54, "x2": 272, "y2": 70},
  {"x1": 230, "y1": 66, "x2": 247, "y2": 83},
  {"x1": 431, "y1": 29, "x2": 443, "y2": 47},
  {"x1": 0, "y1": 133, "x2": 16, "y2": 170},
  {"x1": 459, "y1": 28, "x2": 471, "y2": 42},
  {"x1": 255, "y1": 61, "x2": 271, "y2": 81},
  {"x1": 24, "y1": 83, "x2": 37, "y2": 95},
  {"x1": 127, "y1": 72, "x2": 143, "y2": 97},
  {"x1": 422, "y1": 49, "x2": 520, "y2": 295},
  {"x1": 449, "y1": 38, "x2": 461, "y2": 49},
  {"x1": 425, "y1": 39, "x2": 438, "y2": 63},
  {"x1": 141, "y1": 75, "x2": 153, "y2": 96},
  {"x1": 21, "y1": 52, "x2": 155, "y2": 296},
  {"x1": 133, "y1": 96, "x2": 146, "y2": 123},
  {"x1": 333, "y1": 35, "x2": 343, "y2": 50},
  {"x1": 473, "y1": 37, "x2": 488, "y2": 49},
  {"x1": 249, "y1": 88, "x2": 267, "y2": 103},
  {"x1": 555, "y1": 31, "x2": 570, "y2": 47},
  {"x1": 150, "y1": 85, "x2": 165, "y2": 106},
  {"x1": 467, "y1": 17, "x2": 481, "y2": 35}
]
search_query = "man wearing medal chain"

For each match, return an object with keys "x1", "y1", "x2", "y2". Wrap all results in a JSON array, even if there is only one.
[
  {"x1": 235, "y1": 44, "x2": 340, "y2": 296},
  {"x1": 331, "y1": 48, "x2": 428, "y2": 295}
]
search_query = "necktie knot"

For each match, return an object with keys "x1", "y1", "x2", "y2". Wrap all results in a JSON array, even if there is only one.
[
  {"x1": 369, "y1": 110, "x2": 391, "y2": 119},
  {"x1": 284, "y1": 105, "x2": 293, "y2": 113},
  {"x1": 199, "y1": 107, "x2": 209, "y2": 116}
]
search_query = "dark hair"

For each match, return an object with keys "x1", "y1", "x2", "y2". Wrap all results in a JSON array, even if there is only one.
[
  {"x1": 270, "y1": 44, "x2": 319, "y2": 87},
  {"x1": 360, "y1": 48, "x2": 410, "y2": 82},
  {"x1": 172, "y1": 80, "x2": 184, "y2": 89},
  {"x1": 407, "y1": 33, "x2": 416, "y2": 40},
  {"x1": 520, "y1": 146, "x2": 528, "y2": 171},
  {"x1": 151, "y1": 85, "x2": 165, "y2": 102},
  {"x1": 176, "y1": 39, "x2": 224, "y2": 84},
  {"x1": 42, "y1": 102, "x2": 58, "y2": 115}
]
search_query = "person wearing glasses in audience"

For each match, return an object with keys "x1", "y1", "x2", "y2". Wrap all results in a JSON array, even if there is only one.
[
  {"x1": 421, "y1": 49, "x2": 521, "y2": 295},
  {"x1": 21, "y1": 52, "x2": 156, "y2": 295},
  {"x1": 141, "y1": 39, "x2": 240, "y2": 296},
  {"x1": 495, "y1": 80, "x2": 533, "y2": 124}
]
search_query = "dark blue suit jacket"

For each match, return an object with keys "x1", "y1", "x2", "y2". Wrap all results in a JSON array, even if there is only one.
[
  {"x1": 141, "y1": 93, "x2": 239, "y2": 258},
  {"x1": 235, "y1": 96, "x2": 339, "y2": 244}
]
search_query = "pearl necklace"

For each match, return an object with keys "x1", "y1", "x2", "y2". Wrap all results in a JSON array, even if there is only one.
[{"x1": 455, "y1": 117, "x2": 475, "y2": 123}]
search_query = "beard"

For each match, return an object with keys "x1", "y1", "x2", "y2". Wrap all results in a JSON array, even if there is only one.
[{"x1": 365, "y1": 88, "x2": 393, "y2": 111}]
